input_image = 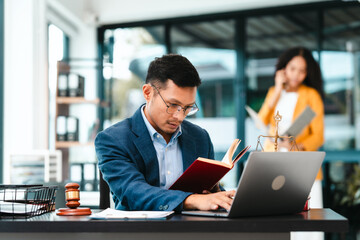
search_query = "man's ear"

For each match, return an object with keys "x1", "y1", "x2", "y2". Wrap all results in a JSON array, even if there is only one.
[{"x1": 143, "y1": 84, "x2": 153, "y2": 102}]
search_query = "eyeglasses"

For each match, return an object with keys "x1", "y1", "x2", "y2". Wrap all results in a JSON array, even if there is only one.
[{"x1": 151, "y1": 85, "x2": 199, "y2": 116}]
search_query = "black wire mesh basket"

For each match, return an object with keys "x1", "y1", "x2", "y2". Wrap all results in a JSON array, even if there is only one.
[{"x1": 0, "y1": 184, "x2": 58, "y2": 219}]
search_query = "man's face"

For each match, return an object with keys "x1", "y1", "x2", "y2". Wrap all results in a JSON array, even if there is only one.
[{"x1": 143, "y1": 80, "x2": 197, "y2": 142}]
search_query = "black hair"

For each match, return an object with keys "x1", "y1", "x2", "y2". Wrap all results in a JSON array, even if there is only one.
[
  {"x1": 145, "y1": 54, "x2": 201, "y2": 88},
  {"x1": 276, "y1": 47, "x2": 325, "y2": 99}
]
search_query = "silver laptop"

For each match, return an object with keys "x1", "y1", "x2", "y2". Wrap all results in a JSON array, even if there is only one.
[{"x1": 182, "y1": 151, "x2": 325, "y2": 218}]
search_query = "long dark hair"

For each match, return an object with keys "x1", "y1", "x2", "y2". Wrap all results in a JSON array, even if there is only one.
[{"x1": 276, "y1": 47, "x2": 325, "y2": 99}]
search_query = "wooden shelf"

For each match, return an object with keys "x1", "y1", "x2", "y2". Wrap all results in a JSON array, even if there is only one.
[
  {"x1": 55, "y1": 141, "x2": 94, "y2": 149},
  {"x1": 56, "y1": 97, "x2": 100, "y2": 105},
  {"x1": 55, "y1": 61, "x2": 100, "y2": 182}
]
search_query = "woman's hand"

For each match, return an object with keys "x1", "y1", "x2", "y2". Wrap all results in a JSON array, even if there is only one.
[
  {"x1": 268, "y1": 69, "x2": 286, "y2": 109},
  {"x1": 274, "y1": 69, "x2": 287, "y2": 93},
  {"x1": 277, "y1": 138, "x2": 305, "y2": 151},
  {"x1": 278, "y1": 138, "x2": 292, "y2": 151}
]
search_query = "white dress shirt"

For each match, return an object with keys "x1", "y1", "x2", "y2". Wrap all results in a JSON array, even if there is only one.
[{"x1": 141, "y1": 106, "x2": 183, "y2": 189}]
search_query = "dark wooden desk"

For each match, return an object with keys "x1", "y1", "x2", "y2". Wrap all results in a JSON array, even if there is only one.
[{"x1": 0, "y1": 208, "x2": 348, "y2": 240}]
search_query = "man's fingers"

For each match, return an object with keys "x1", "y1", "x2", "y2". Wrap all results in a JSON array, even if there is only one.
[
  {"x1": 226, "y1": 190, "x2": 236, "y2": 198},
  {"x1": 215, "y1": 200, "x2": 232, "y2": 210},
  {"x1": 210, "y1": 191, "x2": 234, "y2": 210},
  {"x1": 185, "y1": 190, "x2": 237, "y2": 211},
  {"x1": 211, "y1": 204, "x2": 218, "y2": 210}
]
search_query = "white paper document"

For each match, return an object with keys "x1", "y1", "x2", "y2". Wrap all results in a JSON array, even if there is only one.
[
  {"x1": 0, "y1": 201, "x2": 43, "y2": 214},
  {"x1": 89, "y1": 208, "x2": 174, "y2": 220},
  {"x1": 245, "y1": 105, "x2": 269, "y2": 134}
]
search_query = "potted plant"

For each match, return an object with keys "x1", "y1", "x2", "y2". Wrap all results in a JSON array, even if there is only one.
[{"x1": 339, "y1": 164, "x2": 360, "y2": 239}]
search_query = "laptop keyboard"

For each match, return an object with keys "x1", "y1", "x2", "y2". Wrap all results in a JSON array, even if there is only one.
[{"x1": 210, "y1": 207, "x2": 228, "y2": 213}]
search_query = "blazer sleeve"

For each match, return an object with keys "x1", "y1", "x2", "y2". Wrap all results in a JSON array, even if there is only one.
[
  {"x1": 95, "y1": 130, "x2": 192, "y2": 212},
  {"x1": 299, "y1": 90, "x2": 324, "y2": 151},
  {"x1": 207, "y1": 131, "x2": 215, "y2": 159},
  {"x1": 258, "y1": 87, "x2": 276, "y2": 126}
]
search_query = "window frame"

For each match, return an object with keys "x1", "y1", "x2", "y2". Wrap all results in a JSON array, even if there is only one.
[{"x1": 97, "y1": 0, "x2": 360, "y2": 179}]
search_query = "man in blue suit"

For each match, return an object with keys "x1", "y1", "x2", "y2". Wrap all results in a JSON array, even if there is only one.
[{"x1": 95, "y1": 54, "x2": 235, "y2": 212}]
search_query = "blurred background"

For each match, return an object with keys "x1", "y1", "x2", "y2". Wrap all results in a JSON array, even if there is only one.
[{"x1": 1, "y1": 0, "x2": 360, "y2": 238}]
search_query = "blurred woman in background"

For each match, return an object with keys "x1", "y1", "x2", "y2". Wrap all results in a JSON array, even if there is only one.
[{"x1": 258, "y1": 46, "x2": 325, "y2": 208}]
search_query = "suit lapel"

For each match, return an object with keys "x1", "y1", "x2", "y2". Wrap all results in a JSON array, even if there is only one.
[
  {"x1": 130, "y1": 107, "x2": 198, "y2": 185},
  {"x1": 131, "y1": 106, "x2": 160, "y2": 186},
  {"x1": 179, "y1": 123, "x2": 197, "y2": 170}
]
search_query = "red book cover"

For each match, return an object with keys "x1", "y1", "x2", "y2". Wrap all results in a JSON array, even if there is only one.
[
  {"x1": 169, "y1": 159, "x2": 232, "y2": 193},
  {"x1": 169, "y1": 141, "x2": 250, "y2": 193}
]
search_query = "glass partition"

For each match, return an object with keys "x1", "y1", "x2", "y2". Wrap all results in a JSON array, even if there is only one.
[
  {"x1": 98, "y1": 4, "x2": 360, "y2": 237},
  {"x1": 171, "y1": 20, "x2": 238, "y2": 188},
  {"x1": 48, "y1": 24, "x2": 66, "y2": 149},
  {"x1": 245, "y1": 11, "x2": 318, "y2": 150},
  {"x1": 101, "y1": 26, "x2": 166, "y2": 128},
  {"x1": 322, "y1": 6, "x2": 360, "y2": 151},
  {"x1": 321, "y1": 7, "x2": 360, "y2": 224}
]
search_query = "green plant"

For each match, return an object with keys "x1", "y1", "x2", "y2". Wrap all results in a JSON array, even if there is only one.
[{"x1": 341, "y1": 165, "x2": 360, "y2": 207}]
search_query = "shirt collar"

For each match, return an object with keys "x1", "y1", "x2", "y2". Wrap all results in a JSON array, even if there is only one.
[{"x1": 141, "y1": 105, "x2": 182, "y2": 143}]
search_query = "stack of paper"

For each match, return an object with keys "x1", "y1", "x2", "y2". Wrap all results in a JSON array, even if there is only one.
[
  {"x1": 0, "y1": 201, "x2": 44, "y2": 214},
  {"x1": 89, "y1": 208, "x2": 174, "y2": 220}
]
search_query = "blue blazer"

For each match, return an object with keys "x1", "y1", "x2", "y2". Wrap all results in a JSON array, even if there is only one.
[{"x1": 95, "y1": 106, "x2": 214, "y2": 211}]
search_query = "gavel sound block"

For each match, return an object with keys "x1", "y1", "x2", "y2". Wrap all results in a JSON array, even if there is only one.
[{"x1": 56, "y1": 183, "x2": 92, "y2": 216}]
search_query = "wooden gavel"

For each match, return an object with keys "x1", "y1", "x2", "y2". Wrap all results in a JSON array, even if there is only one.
[
  {"x1": 56, "y1": 183, "x2": 92, "y2": 216},
  {"x1": 65, "y1": 183, "x2": 81, "y2": 208}
]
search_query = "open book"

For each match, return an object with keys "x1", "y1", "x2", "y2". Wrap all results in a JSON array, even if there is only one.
[
  {"x1": 245, "y1": 105, "x2": 316, "y2": 137},
  {"x1": 169, "y1": 139, "x2": 250, "y2": 193}
]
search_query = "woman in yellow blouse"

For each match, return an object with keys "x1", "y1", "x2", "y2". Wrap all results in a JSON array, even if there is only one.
[{"x1": 258, "y1": 47, "x2": 325, "y2": 208}]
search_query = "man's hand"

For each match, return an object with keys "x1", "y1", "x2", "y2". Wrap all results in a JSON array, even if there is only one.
[{"x1": 183, "y1": 190, "x2": 236, "y2": 211}]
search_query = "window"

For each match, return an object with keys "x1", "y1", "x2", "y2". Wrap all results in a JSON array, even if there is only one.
[
  {"x1": 321, "y1": 6, "x2": 360, "y2": 151},
  {"x1": 101, "y1": 26, "x2": 166, "y2": 128},
  {"x1": 98, "y1": 1, "x2": 360, "y2": 193},
  {"x1": 171, "y1": 20, "x2": 237, "y2": 188},
  {"x1": 0, "y1": 0, "x2": 4, "y2": 183},
  {"x1": 245, "y1": 11, "x2": 319, "y2": 149},
  {"x1": 48, "y1": 24, "x2": 67, "y2": 149}
]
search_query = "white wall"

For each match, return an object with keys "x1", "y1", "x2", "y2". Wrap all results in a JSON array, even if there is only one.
[
  {"x1": 61, "y1": 0, "x2": 327, "y2": 25},
  {"x1": 3, "y1": 0, "x2": 97, "y2": 182},
  {"x1": 3, "y1": 0, "x2": 48, "y2": 182},
  {"x1": 47, "y1": 0, "x2": 97, "y2": 59}
]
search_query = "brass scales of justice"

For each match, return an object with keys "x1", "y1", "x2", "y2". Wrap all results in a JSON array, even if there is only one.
[{"x1": 255, "y1": 111, "x2": 299, "y2": 152}]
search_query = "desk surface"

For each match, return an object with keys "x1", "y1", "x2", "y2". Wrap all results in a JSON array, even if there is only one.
[{"x1": 0, "y1": 208, "x2": 348, "y2": 233}]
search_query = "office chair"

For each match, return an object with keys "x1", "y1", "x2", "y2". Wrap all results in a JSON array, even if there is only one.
[{"x1": 99, "y1": 171, "x2": 110, "y2": 209}]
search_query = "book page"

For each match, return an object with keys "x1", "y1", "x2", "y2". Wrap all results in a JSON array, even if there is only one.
[
  {"x1": 221, "y1": 139, "x2": 240, "y2": 165},
  {"x1": 232, "y1": 145, "x2": 251, "y2": 165},
  {"x1": 197, "y1": 157, "x2": 231, "y2": 168}
]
